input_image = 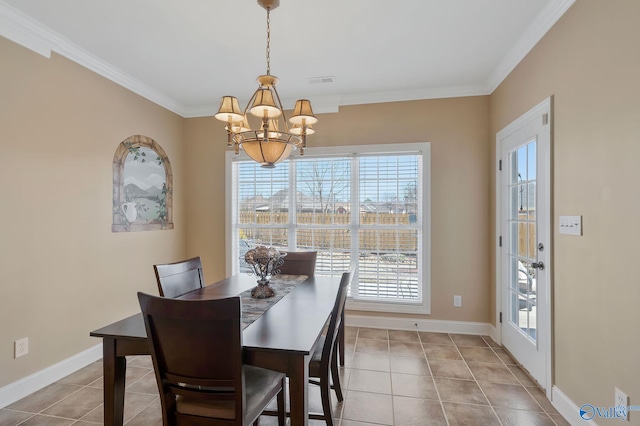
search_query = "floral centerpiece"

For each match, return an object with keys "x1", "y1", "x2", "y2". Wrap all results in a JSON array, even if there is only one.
[{"x1": 244, "y1": 246, "x2": 286, "y2": 299}]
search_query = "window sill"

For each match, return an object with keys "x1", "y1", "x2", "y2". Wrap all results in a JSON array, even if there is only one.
[{"x1": 346, "y1": 298, "x2": 430, "y2": 315}]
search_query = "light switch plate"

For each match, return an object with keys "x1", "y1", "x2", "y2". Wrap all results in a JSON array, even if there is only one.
[{"x1": 559, "y1": 215, "x2": 582, "y2": 236}]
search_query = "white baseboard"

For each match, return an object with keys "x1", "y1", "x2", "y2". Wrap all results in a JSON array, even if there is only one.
[
  {"x1": 346, "y1": 313, "x2": 496, "y2": 337},
  {"x1": 0, "y1": 343, "x2": 103, "y2": 409},
  {"x1": 3, "y1": 327, "x2": 584, "y2": 425},
  {"x1": 0, "y1": 318, "x2": 495, "y2": 409},
  {"x1": 552, "y1": 385, "x2": 597, "y2": 426}
]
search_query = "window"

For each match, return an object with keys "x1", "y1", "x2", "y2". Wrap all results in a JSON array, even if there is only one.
[{"x1": 226, "y1": 143, "x2": 430, "y2": 314}]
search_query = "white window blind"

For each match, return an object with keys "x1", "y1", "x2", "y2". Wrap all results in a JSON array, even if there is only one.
[{"x1": 227, "y1": 143, "x2": 430, "y2": 314}]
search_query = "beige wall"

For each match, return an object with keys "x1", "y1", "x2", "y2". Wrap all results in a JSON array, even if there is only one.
[
  {"x1": 0, "y1": 37, "x2": 187, "y2": 387},
  {"x1": 6, "y1": 1, "x2": 638, "y2": 415},
  {"x1": 490, "y1": 0, "x2": 640, "y2": 417},
  {"x1": 183, "y1": 117, "x2": 226, "y2": 282},
  {"x1": 0, "y1": 33, "x2": 492, "y2": 391},
  {"x1": 8, "y1": 1, "x2": 637, "y2": 414},
  {"x1": 185, "y1": 97, "x2": 492, "y2": 323}
]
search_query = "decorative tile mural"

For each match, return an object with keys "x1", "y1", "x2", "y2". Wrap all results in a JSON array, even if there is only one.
[{"x1": 112, "y1": 135, "x2": 173, "y2": 232}]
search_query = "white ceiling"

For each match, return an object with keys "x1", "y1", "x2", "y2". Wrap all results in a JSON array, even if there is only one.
[{"x1": 0, "y1": 0, "x2": 574, "y2": 117}]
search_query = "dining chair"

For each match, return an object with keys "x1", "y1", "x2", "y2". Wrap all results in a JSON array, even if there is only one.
[
  {"x1": 138, "y1": 292, "x2": 286, "y2": 426},
  {"x1": 278, "y1": 250, "x2": 347, "y2": 370},
  {"x1": 308, "y1": 270, "x2": 353, "y2": 426},
  {"x1": 277, "y1": 251, "x2": 317, "y2": 276},
  {"x1": 278, "y1": 250, "x2": 348, "y2": 368},
  {"x1": 153, "y1": 256, "x2": 204, "y2": 298}
]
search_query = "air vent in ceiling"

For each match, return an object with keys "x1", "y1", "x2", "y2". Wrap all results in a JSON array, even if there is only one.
[{"x1": 308, "y1": 76, "x2": 336, "y2": 85}]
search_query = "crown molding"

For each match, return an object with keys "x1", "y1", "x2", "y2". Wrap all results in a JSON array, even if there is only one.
[
  {"x1": 340, "y1": 84, "x2": 491, "y2": 107},
  {"x1": 181, "y1": 105, "x2": 218, "y2": 119},
  {"x1": 0, "y1": 1, "x2": 51, "y2": 57},
  {"x1": 285, "y1": 95, "x2": 342, "y2": 114},
  {"x1": 485, "y1": 0, "x2": 576, "y2": 93},
  {"x1": 54, "y1": 40, "x2": 188, "y2": 116},
  {"x1": 0, "y1": 0, "x2": 188, "y2": 117},
  {"x1": 183, "y1": 95, "x2": 343, "y2": 118},
  {"x1": 181, "y1": 85, "x2": 491, "y2": 119},
  {"x1": 1, "y1": 0, "x2": 574, "y2": 117}
]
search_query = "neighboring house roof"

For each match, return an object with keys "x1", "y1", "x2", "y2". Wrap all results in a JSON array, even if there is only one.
[{"x1": 240, "y1": 190, "x2": 418, "y2": 214}]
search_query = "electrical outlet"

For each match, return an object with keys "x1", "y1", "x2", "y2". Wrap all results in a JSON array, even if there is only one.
[
  {"x1": 615, "y1": 387, "x2": 629, "y2": 421},
  {"x1": 454, "y1": 295, "x2": 462, "y2": 307},
  {"x1": 14, "y1": 337, "x2": 28, "y2": 358}
]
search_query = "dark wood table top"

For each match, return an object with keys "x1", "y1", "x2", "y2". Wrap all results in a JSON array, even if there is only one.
[{"x1": 90, "y1": 274, "x2": 341, "y2": 354}]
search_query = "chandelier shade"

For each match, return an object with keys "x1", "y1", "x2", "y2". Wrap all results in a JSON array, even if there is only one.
[
  {"x1": 290, "y1": 123, "x2": 314, "y2": 136},
  {"x1": 214, "y1": 0, "x2": 317, "y2": 168},
  {"x1": 230, "y1": 117, "x2": 251, "y2": 134},
  {"x1": 214, "y1": 96, "x2": 244, "y2": 123},
  {"x1": 290, "y1": 99, "x2": 318, "y2": 125},
  {"x1": 250, "y1": 86, "x2": 281, "y2": 119},
  {"x1": 241, "y1": 139, "x2": 294, "y2": 168}
]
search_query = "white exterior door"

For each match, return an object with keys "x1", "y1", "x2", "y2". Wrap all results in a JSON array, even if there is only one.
[{"x1": 497, "y1": 98, "x2": 551, "y2": 394}]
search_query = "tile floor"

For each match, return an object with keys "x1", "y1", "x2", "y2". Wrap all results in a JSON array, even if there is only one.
[{"x1": 0, "y1": 328, "x2": 569, "y2": 426}]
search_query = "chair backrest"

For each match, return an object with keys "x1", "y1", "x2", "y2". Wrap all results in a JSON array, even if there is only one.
[
  {"x1": 322, "y1": 271, "x2": 353, "y2": 365},
  {"x1": 153, "y1": 256, "x2": 204, "y2": 298},
  {"x1": 278, "y1": 251, "x2": 317, "y2": 276},
  {"x1": 138, "y1": 292, "x2": 245, "y2": 422}
]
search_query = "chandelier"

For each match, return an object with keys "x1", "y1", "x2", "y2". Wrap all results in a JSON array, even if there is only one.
[{"x1": 214, "y1": 0, "x2": 318, "y2": 169}]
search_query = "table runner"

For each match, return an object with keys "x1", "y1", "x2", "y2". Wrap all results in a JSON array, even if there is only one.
[{"x1": 241, "y1": 274, "x2": 308, "y2": 329}]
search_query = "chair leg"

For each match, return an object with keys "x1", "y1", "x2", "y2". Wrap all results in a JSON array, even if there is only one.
[
  {"x1": 338, "y1": 313, "x2": 345, "y2": 366},
  {"x1": 319, "y1": 373, "x2": 335, "y2": 426},
  {"x1": 277, "y1": 377, "x2": 286, "y2": 426},
  {"x1": 253, "y1": 418, "x2": 260, "y2": 426},
  {"x1": 330, "y1": 346, "x2": 343, "y2": 402}
]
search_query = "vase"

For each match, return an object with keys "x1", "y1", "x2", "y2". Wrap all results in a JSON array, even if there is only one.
[
  {"x1": 251, "y1": 278, "x2": 275, "y2": 299},
  {"x1": 245, "y1": 246, "x2": 285, "y2": 299},
  {"x1": 122, "y1": 202, "x2": 138, "y2": 222}
]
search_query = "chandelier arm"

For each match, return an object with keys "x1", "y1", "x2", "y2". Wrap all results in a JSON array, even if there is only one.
[
  {"x1": 226, "y1": 126, "x2": 233, "y2": 147},
  {"x1": 242, "y1": 90, "x2": 261, "y2": 127},
  {"x1": 262, "y1": 110, "x2": 269, "y2": 143},
  {"x1": 258, "y1": 135, "x2": 269, "y2": 163},
  {"x1": 270, "y1": 85, "x2": 290, "y2": 131},
  {"x1": 244, "y1": 92, "x2": 259, "y2": 116},
  {"x1": 301, "y1": 119, "x2": 308, "y2": 148}
]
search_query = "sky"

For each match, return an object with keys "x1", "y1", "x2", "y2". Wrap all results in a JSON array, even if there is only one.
[{"x1": 123, "y1": 147, "x2": 166, "y2": 191}]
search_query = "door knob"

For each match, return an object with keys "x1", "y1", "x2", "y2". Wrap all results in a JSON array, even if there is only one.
[{"x1": 532, "y1": 261, "x2": 544, "y2": 270}]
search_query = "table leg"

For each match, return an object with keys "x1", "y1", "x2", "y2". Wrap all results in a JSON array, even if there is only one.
[
  {"x1": 103, "y1": 338, "x2": 126, "y2": 426},
  {"x1": 288, "y1": 354, "x2": 310, "y2": 426}
]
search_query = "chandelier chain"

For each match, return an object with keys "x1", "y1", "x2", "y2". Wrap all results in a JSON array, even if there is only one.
[{"x1": 266, "y1": 8, "x2": 271, "y2": 76}]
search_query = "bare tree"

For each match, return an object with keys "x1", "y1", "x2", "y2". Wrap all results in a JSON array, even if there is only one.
[
  {"x1": 299, "y1": 160, "x2": 350, "y2": 213},
  {"x1": 383, "y1": 194, "x2": 399, "y2": 213},
  {"x1": 403, "y1": 181, "x2": 417, "y2": 214}
]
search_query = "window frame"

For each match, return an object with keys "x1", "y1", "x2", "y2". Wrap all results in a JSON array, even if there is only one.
[{"x1": 225, "y1": 142, "x2": 431, "y2": 314}]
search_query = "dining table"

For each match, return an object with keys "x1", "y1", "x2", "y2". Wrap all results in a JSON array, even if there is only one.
[{"x1": 90, "y1": 273, "x2": 343, "y2": 426}]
